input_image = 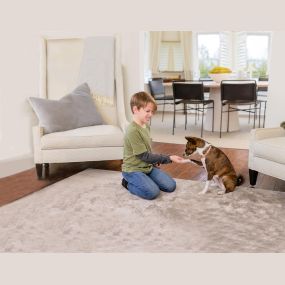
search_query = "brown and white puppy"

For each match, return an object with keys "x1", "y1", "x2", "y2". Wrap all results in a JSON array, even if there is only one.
[{"x1": 183, "y1": 136, "x2": 243, "y2": 195}]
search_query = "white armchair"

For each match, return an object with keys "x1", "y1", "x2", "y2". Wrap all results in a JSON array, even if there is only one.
[
  {"x1": 32, "y1": 36, "x2": 129, "y2": 179},
  {"x1": 248, "y1": 127, "x2": 285, "y2": 186}
]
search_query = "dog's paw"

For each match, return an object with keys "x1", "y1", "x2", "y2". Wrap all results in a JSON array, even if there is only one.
[
  {"x1": 217, "y1": 190, "x2": 226, "y2": 195},
  {"x1": 180, "y1": 158, "x2": 192, "y2": 164},
  {"x1": 180, "y1": 158, "x2": 203, "y2": 166},
  {"x1": 190, "y1": 159, "x2": 203, "y2": 167},
  {"x1": 198, "y1": 190, "x2": 207, "y2": 195}
]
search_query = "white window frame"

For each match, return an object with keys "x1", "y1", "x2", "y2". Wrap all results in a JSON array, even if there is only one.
[
  {"x1": 244, "y1": 31, "x2": 271, "y2": 78},
  {"x1": 195, "y1": 32, "x2": 221, "y2": 78},
  {"x1": 193, "y1": 31, "x2": 271, "y2": 78}
]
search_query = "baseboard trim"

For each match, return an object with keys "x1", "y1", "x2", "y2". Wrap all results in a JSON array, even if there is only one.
[{"x1": 0, "y1": 154, "x2": 34, "y2": 178}]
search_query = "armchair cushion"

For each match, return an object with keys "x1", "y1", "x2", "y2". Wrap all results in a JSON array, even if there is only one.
[
  {"x1": 29, "y1": 83, "x2": 103, "y2": 134},
  {"x1": 41, "y1": 125, "x2": 124, "y2": 150},
  {"x1": 252, "y1": 137, "x2": 285, "y2": 164},
  {"x1": 249, "y1": 127, "x2": 285, "y2": 184}
]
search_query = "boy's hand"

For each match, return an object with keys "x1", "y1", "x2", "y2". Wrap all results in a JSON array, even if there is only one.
[{"x1": 170, "y1": 155, "x2": 187, "y2": 163}]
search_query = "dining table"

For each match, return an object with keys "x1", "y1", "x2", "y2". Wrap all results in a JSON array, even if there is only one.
[{"x1": 163, "y1": 80, "x2": 269, "y2": 132}]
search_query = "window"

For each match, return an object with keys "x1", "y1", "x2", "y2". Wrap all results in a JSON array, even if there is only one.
[
  {"x1": 159, "y1": 41, "x2": 183, "y2": 72},
  {"x1": 196, "y1": 31, "x2": 271, "y2": 79},
  {"x1": 197, "y1": 33, "x2": 220, "y2": 78},
  {"x1": 144, "y1": 31, "x2": 271, "y2": 82},
  {"x1": 246, "y1": 34, "x2": 270, "y2": 78}
]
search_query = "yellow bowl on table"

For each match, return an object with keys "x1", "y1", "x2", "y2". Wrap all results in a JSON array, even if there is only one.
[{"x1": 209, "y1": 67, "x2": 232, "y2": 83}]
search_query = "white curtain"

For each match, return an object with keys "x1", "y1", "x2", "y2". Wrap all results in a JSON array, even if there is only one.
[
  {"x1": 168, "y1": 44, "x2": 174, "y2": 71},
  {"x1": 180, "y1": 31, "x2": 193, "y2": 80},
  {"x1": 148, "y1": 31, "x2": 162, "y2": 77}
]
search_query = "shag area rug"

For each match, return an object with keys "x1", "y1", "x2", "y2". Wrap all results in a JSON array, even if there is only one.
[{"x1": 1, "y1": 169, "x2": 285, "y2": 252}]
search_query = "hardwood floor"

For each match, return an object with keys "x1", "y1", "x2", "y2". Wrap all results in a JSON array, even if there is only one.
[{"x1": 0, "y1": 142, "x2": 284, "y2": 207}]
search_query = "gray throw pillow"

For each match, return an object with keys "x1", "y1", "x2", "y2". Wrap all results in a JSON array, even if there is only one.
[{"x1": 29, "y1": 83, "x2": 103, "y2": 134}]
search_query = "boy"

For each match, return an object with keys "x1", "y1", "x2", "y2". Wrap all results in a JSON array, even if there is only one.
[{"x1": 121, "y1": 91, "x2": 185, "y2": 200}]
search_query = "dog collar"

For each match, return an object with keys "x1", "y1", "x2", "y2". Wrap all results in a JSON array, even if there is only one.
[{"x1": 202, "y1": 145, "x2": 212, "y2": 157}]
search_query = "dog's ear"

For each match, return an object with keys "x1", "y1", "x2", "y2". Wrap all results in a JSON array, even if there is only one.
[{"x1": 185, "y1": 136, "x2": 196, "y2": 144}]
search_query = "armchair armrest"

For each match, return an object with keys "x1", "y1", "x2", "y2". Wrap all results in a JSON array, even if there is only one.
[
  {"x1": 32, "y1": 126, "x2": 44, "y2": 163},
  {"x1": 32, "y1": 125, "x2": 44, "y2": 140},
  {"x1": 250, "y1": 127, "x2": 285, "y2": 141}
]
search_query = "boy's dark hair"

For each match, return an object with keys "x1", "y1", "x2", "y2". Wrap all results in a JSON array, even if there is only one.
[{"x1": 130, "y1": 91, "x2": 157, "y2": 114}]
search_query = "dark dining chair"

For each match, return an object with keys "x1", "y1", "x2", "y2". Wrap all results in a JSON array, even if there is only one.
[
  {"x1": 199, "y1": 77, "x2": 213, "y2": 99},
  {"x1": 248, "y1": 77, "x2": 268, "y2": 128},
  {"x1": 172, "y1": 81, "x2": 214, "y2": 137},
  {"x1": 257, "y1": 76, "x2": 268, "y2": 127},
  {"x1": 220, "y1": 80, "x2": 261, "y2": 138},
  {"x1": 148, "y1": 78, "x2": 173, "y2": 121}
]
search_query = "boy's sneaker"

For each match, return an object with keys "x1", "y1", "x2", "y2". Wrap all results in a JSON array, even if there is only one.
[{"x1": 121, "y1": 178, "x2": 128, "y2": 189}]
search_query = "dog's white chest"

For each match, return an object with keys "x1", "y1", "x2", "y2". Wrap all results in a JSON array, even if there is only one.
[{"x1": 201, "y1": 157, "x2": 208, "y2": 175}]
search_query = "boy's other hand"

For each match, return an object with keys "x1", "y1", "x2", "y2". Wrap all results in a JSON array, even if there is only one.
[{"x1": 169, "y1": 155, "x2": 187, "y2": 163}]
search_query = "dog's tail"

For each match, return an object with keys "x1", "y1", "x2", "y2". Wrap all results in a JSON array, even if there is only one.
[{"x1": 236, "y1": 174, "x2": 244, "y2": 186}]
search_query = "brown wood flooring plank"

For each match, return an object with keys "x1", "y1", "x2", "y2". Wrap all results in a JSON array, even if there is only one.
[
  {"x1": 0, "y1": 142, "x2": 284, "y2": 207},
  {"x1": 0, "y1": 160, "x2": 122, "y2": 207}
]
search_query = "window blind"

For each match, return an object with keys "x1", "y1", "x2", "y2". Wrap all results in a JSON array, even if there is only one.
[
  {"x1": 235, "y1": 32, "x2": 247, "y2": 72},
  {"x1": 220, "y1": 32, "x2": 232, "y2": 68},
  {"x1": 159, "y1": 42, "x2": 183, "y2": 71}
]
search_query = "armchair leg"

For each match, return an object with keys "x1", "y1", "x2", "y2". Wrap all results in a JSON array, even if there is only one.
[
  {"x1": 36, "y1": 164, "x2": 43, "y2": 179},
  {"x1": 35, "y1": 163, "x2": 50, "y2": 180},
  {"x1": 249, "y1": 169, "x2": 258, "y2": 187}
]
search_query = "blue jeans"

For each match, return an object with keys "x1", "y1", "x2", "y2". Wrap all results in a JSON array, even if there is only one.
[{"x1": 122, "y1": 167, "x2": 176, "y2": 200}]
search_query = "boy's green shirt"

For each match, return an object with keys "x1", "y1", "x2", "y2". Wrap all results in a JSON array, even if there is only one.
[{"x1": 122, "y1": 121, "x2": 153, "y2": 173}]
